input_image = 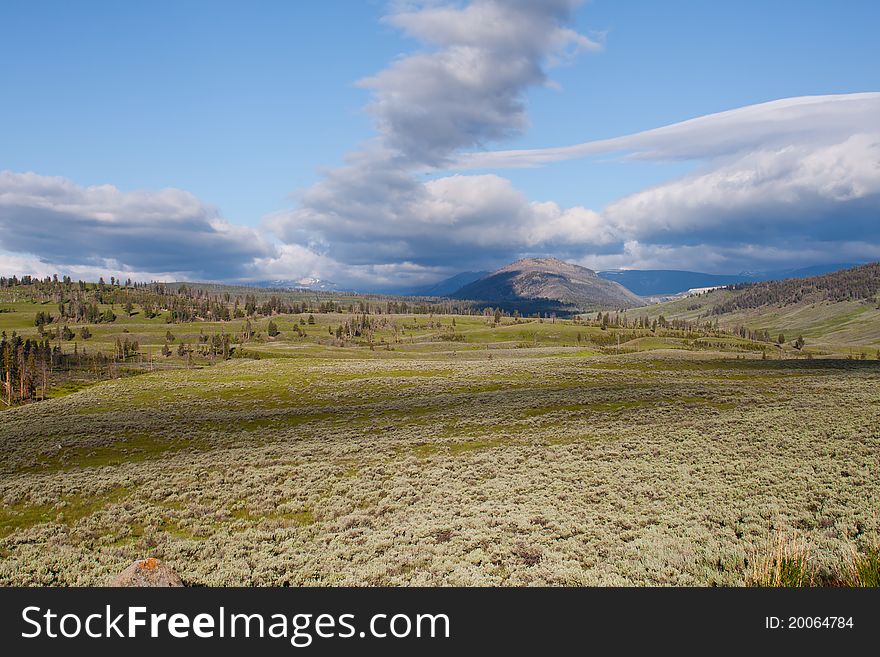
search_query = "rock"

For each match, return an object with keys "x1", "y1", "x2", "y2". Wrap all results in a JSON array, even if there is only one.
[{"x1": 110, "y1": 558, "x2": 184, "y2": 587}]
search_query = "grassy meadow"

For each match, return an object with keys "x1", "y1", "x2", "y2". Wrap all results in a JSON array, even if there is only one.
[{"x1": 1, "y1": 292, "x2": 879, "y2": 586}]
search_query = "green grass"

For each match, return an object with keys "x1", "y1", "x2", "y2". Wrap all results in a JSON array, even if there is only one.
[
  {"x1": 0, "y1": 487, "x2": 128, "y2": 538},
  {"x1": 850, "y1": 546, "x2": 880, "y2": 587},
  {"x1": 229, "y1": 507, "x2": 315, "y2": 527},
  {"x1": 24, "y1": 434, "x2": 210, "y2": 473}
]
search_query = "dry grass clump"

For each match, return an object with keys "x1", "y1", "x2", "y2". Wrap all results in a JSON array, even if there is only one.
[
  {"x1": 747, "y1": 531, "x2": 813, "y2": 587},
  {"x1": 747, "y1": 529, "x2": 880, "y2": 587},
  {"x1": 843, "y1": 543, "x2": 880, "y2": 587}
]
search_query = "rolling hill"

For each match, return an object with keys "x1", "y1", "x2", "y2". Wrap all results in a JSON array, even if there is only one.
[
  {"x1": 451, "y1": 257, "x2": 643, "y2": 313},
  {"x1": 641, "y1": 262, "x2": 880, "y2": 349}
]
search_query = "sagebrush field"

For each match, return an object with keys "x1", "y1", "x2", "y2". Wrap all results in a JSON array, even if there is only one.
[{"x1": 2, "y1": 301, "x2": 878, "y2": 585}]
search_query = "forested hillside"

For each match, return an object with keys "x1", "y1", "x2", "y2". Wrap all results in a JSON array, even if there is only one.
[
  {"x1": 0, "y1": 275, "x2": 479, "y2": 323},
  {"x1": 642, "y1": 263, "x2": 880, "y2": 350},
  {"x1": 711, "y1": 263, "x2": 880, "y2": 315}
]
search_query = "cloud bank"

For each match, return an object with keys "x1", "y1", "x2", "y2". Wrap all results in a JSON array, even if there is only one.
[
  {"x1": 0, "y1": 171, "x2": 273, "y2": 281},
  {"x1": 455, "y1": 92, "x2": 880, "y2": 168},
  {"x1": 1, "y1": 1, "x2": 878, "y2": 288},
  {"x1": 265, "y1": 0, "x2": 880, "y2": 283},
  {"x1": 363, "y1": 0, "x2": 599, "y2": 165},
  {"x1": 266, "y1": 0, "x2": 604, "y2": 281}
]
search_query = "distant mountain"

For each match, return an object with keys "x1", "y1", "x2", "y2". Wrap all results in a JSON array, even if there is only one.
[
  {"x1": 250, "y1": 263, "x2": 859, "y2": 298},
  {"x1": 410, "y1": 271, "x2": 490, "y2": 297},
  {"x1": 252, "y1": 278, "x2": 339, "y2": 292},
  {"x1": 451, "y1": 257, "x2": 643, "y2": 313},
  {"x1": 597, "y1": 270, "x2": 754, "y2": 296},
  {"x1": 598, "y1": 263, "x2": 858, "y2": 296},
  {"x1": 749, "y1": 263, "x2": 858, "y2": 281}
]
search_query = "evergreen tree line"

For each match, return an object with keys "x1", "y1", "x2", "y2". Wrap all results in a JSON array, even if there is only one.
[
  {"x1": 2, "y1": 276, "x2": 480, "y2": 325},
  {"x1": 712, "y1": 263, "x2": 880, "y2": 315},
  {"x1": 0, "y1": 333, "x2": 115, "y2": 405}
]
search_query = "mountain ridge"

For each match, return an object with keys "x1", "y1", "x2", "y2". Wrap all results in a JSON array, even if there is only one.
[
  {"x1": 409, "y1": 271, "x2": 490, "y2": 297},
  {"x1": 597, "y1": 263, "x2": 857, "y2": 296},
  {"x1": 451, "y1": 257, "x2": 643, "y2": 313}
]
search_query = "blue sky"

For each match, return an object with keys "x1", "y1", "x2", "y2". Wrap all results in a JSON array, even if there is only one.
[{"x1": 1, "y1": 0, "x2": 879, "y2": 288}]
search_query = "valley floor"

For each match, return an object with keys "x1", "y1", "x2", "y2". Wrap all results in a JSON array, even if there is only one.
[{"x1": 2, "y1": 348, "x2": 878, "y2": 585}]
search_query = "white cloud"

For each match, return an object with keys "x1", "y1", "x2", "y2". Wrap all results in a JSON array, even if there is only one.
[
  {"x1": 0, "y1": 250, "x2": 192, "y2": 283},
  {"x1": 577, "y1": 240, "x2": 880, "y2": 275},
  {"x1": 265, "y1": 0, "x2": 879, "y2": 284},
  {"x1": 268, "y1": 91, "x2": 880, "y2": 279},
  {"x1": 440, "y1": 92, "x2": 880, "y2": 275},
  {"x1": 266, "y1": 0, "x2": 602, "y2": 280},
  {"x1": 248, "y1": 241, "x2": 451, "y2": 290},
  {"x1": 268, "y1": 173, "x2": 612, "y2": 269},
  {"x1": 455, "y1": 92, "x2": 880, "y2": 169},
  {"x1": 3, "y1": 3, "x2": 877, "y2": 288},
  {"x1": 604, "y1": 133, "x2": 880, "y2": 243},
  {"x1": 362, "y1": 0, "x2": 598, "y2": 165},
  {"x1": 0, "y1": 170, "x2": 274, "y2": 280}
]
